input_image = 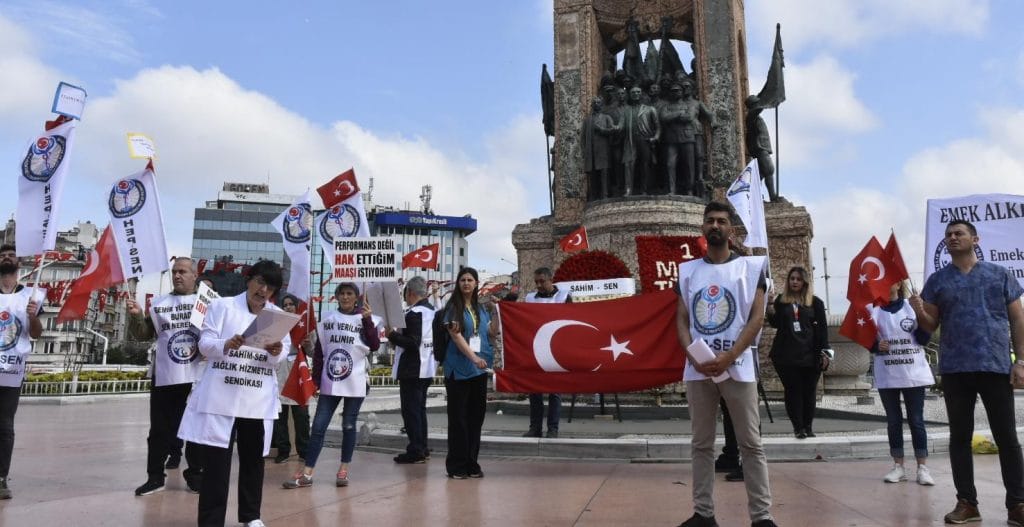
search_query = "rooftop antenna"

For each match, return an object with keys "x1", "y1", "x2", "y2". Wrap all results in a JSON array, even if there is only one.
[
  {"x1": 420, "y1": 185, "x2": 433, "y2": 215},
  {"x1": 366, "y1": 177, "x2": 375, "y2": 202}
]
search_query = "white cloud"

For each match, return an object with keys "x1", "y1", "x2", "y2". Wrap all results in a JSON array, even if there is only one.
[
  {"x1": 0, "y1": 15, "x2": 64, "y2": 130},
  {"x1": 1, "y1": 0, "x2": 142, "y2": 64},
  {"x1": 748, "y1": 0, "x2": 988, "y2": 52}
]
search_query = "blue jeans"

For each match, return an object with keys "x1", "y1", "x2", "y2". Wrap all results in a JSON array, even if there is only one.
[
  {"x1": 878, "y1": 386, "x2": 928, "y2": 460},
  {"x1": 528, "y1": 393, "x2": 561, "y2": 432},
  {"x1": 304, "y1": 395, "x2": 364, "y2": 467}
]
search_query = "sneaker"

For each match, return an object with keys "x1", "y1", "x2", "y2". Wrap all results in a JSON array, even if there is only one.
[
  {"x1": 274, "y1": 453, "x2": 290, "y2": 464},
  {"x1": 164, "y1": 456, "x2": 181, "y2": 469},
  {"x1": 0, "y1": 477, "x2": 11, "y2": 500},
  {"x1": 916, "y1": 465, "x2": 935, "y2": 486},
  {"x1": 883, "y1": 464, "x2": 906, "y2": 483},
  {"x1": 545, "y1": 430, "x2": 559, "y2": 438},
  {"x1": 468, "y1": 470, "x2": 484, "y2": 479},
  {"x1": 805, "y1": 428, "x2": 817, "y2": 438},
  {"x1": 522, "y1": 429, "x2": 541, "y2": 438},
  {"x1": 336, "y1": 469, "x2": 349, "y2": 487},
  {"x1": 714, "y1": 454, "x2": 740, "y2": 473},
  {"x1": 282, "y1": 472, "x2": 313, "y2": 489},
  {"x1": 725, "y1": 466, "x2": 744, "y2": 482},
  {"x1": 1008, "y1": 503, "x2": 1024, "y2": 527},
  {"x1": 134, "y1": 479, "x2": 165, "y2": 496},
  {"x1": 244, "y1": 520, "x2": 266, "y2": 527},
  {"x1": 677, "y1": 512, "x2": 718, "y2": 527},
  {"x1": 795, "y1": 429, "x2": 807, "y2": 439},
  {"x1": 394, "y1": 453, "x2": 426, "y2": 464},
  {"x1": 751, "y1": 519, "x2": 778, "y2": 527},
  {"x1": 447, "y1": 472, "x2": 468, "y2": 480},
  {"x1": 943, "y1": 498, "x2": 981, "y2": 524}
]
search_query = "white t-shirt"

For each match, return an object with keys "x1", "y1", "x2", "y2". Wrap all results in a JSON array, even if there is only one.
[
  {"x1": 149, "y1": 293, "x2": 202, "y2": 387},
  {"x1": 0, "y1": 288, "x2": 41, "y2": 387},
  {"x1": 316, "y1": 310, "x2": 381, "y2": 397},
  {"x1": 391, "y1": 304, "x2": 437, "y2": 379},
  {"x1": 870, "y1": 302, "x2": 935, "y2": 389}
]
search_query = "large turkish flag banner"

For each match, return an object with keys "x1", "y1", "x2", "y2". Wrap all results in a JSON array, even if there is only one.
[{"x1": 496, "y1": 290, "x2": 685, "y2": 393}]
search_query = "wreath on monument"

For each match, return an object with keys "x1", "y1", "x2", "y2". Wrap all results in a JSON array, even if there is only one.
[{"x1": 553, "y1": 250, "x2": 631, "y2": 282}]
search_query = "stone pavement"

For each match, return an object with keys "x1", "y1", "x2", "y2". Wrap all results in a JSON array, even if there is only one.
[{"x1": 3, "y1": 394, "x2": 1024, "y2": 525}]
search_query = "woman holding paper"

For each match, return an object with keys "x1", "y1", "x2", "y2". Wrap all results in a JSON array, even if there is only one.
[
  {"x1": 282, "y1": 282, "x2": 381, "y2": 489},
  {"x1": 766, "y1": 266, "x2": 829, "y2": 439},
  {"x1": 441, "y1": 266, "x2": 498, "y2": 479},
  {"x1": 180, "y1": 260, "x2": 290, "y2": 527}
]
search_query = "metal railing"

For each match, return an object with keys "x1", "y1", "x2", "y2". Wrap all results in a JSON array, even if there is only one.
[
  {"x1": 368, "y1": 375, "x2": 445, "y2": 387},
  {"x1": 21, "y1": 379, "x2": 151, "y2": 396}
]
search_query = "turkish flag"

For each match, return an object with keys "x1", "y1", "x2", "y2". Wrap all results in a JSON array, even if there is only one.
[
  {"x1": 839, "y1": 301, "x2": 878, "y2": 349},
  {"x1": 402, "y1": 243, "x2": 440, "y2": 270},
  {"x1": 57, "y1": 226, "x2": 125, "y2": 323},
  {"x1": 496, "y1": 289, "x2": 685, "y2": 393},
  {"x1": 883, "y1": 233, "x2": 910, "y2": 287},
  {"x1": 281, "y1": 347, "x2": 316, "y2": 406},
  {"x1": 559, "y1": 225, "x2": 589, "y2": 253},
  {"x1": 145, "y1": 293, "x2": 154, "y2": 314},
  {"x1": 316, "y1": 168, "x2": 360, "y2": 208},
  {"x1": 846, "y1": 236, "x2": 895, "y2": 305},
  {"x1": 289, "y1": 301, "x2": 317, "y2": 348},
  {"x1": 196, "y1": 258, "x2": 208, "y2": 274}
]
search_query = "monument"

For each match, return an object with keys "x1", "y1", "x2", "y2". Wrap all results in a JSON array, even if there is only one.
[{"x1": 513, "y1": 0, "x2": 841, "y2": 398}]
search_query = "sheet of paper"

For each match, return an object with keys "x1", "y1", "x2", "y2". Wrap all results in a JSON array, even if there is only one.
[
  {"x1": 242, "y1": 309, "x2": 300, "y2": 348},
  {"x1": 687, "y1": 338, "x2": 730, "y2": 383},
  {"x1": 189, "y1": 282, "x2": 220, "y2": 329},
  {"x1": 363, "y1": 281, "x2": 405, "y2": 330}
]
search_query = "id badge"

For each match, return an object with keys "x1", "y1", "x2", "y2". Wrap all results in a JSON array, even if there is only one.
[
  {"x1": 469, "y1": 336, "x2": 481, "y2": 354},
  {"x1": 792, "y1": 321, "x2": 802, "y2": 333}
]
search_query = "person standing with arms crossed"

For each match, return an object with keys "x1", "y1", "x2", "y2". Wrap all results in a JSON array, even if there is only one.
[
  {"x1": 675, "y1": 202, "x2": 776, "y2": 527},
  {"x1": 523, "y1": 267, "x2": 570, "y2": 439},
  {"x1": 129, "y1": 257, "x2": 205, "y2": 496},
  {"x1": 913, "y1": 219, "x2": 1024, "y2": 525},
  {"x1": 0, "y1": 244, "x2": 42, "y2": 500}
]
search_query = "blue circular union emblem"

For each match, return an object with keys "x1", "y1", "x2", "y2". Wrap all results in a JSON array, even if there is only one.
[
  {"x1": 166, "y1": 330, "x2": 199, "y2": 364},
  {"x1": 21, "y1": 134, "x2": 67, "y2": 182},
  {"x1": 108, "y1": 178, "x2": 147, "y2": 219},
  {"x1": 932, "y1": 240, "x2": 984, "y2": 272},
  {"x1": 899, "y1": 317, "x2": 916, "y2": 332},
  {"x1": 326, "y1": 348, "x2": 354, "y2": 382},
  {"x1": 319, "y1": 204, "x2": 360, "y2": 242},
  {"x1": 282, "y1": 204, "x2": 312, "y2": 244},
  {"x1": 691, "y1": 284, "x2": 737, "y2": 335},
  {"x1": 0, "y1": 310, "x2": 23, "y2": 352}
]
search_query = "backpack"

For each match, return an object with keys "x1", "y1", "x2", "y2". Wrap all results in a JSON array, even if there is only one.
[{"x1": 432, "y1": 307, "x2": 451, "y2": 363}]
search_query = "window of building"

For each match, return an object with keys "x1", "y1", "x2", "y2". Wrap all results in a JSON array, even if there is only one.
[
  {"x1": 459, "y1": 248, "x2": 465, "y2": 257},
  {"x1": 44, "y1": 341, "x2": 55, "y2": 354}
]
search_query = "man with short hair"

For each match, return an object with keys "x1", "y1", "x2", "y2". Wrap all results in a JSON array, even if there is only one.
[
  {"x1": 0, "y1": 244, "x2": 42, "y2": 500},
  {"x1": 675, "y1": 202, "x2": 776, "y2": 527},
  {"x1": 523, "y1": 267, "x2": 571, "y2": 439},
  {"x1": 389, "y1": 276, "x2": 437, "y2": 464},
  {"x1": 129, "y1": 257, "x2": 205, "y2": 496},
  {"x1": 913, "y1": 219, "x2": 1024, "y2": 526}
]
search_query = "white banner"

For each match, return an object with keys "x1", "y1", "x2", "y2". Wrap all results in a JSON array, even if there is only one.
[
  {"x1": 16, "y1": 120, "x2": 76, "y2": 256},
  {"x1": 316, "y1": 191, "x2": 370, "y2": 267},
  {"x1": 333, "y1": 237, "x2": 398, "y2": 282},
  {"x1": 272, "y1": 190, "x2": 313, "y2": 301},
  {"x1": 555, "y1": 278, "x2": 636, "y2": 302},
  {"x1": 108, "y1": 164, "x2": 170, "y2": 279},
  {"x1": 924, "y1": 193, "x2": 1024, "y2": 288},
  {"x1": 726, "y1": 160, "x2": 769, "y2": 249}
]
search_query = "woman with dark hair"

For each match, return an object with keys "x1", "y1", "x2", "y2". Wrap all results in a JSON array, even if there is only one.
[
  {"x1": 282, "y1": 282, "x2": 380, "y2": 490},
  {"x1": 766, "y1": 266, "x2": 830, "y2": 439},
  {"x1": 440, "y1": 267, "x2": 498, "y2": 479},
  {"x1": 180, "y1": 260, "x2": 289, "y2": 527}
]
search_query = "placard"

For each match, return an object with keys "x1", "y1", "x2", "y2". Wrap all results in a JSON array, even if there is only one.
[
  {"x1": 126, "y1": 133, "x2": 157, "y2": 159},
  {"x1": 363, "y1": 281, "x2": 406, "y2": 330},
  {"x1": 52, "y1": 81, "x2": 87, "y2": 119},
  {"x1": 189, "y1": 281, "x2": 220, "y2": 329},
  {"x1": 332, "y1": 237, "x2": 398, "y2": 282}
]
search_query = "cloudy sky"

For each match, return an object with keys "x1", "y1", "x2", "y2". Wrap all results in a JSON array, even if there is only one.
[{"x1": 1, "y1": 0, "x2": 1023, "y2": 309}]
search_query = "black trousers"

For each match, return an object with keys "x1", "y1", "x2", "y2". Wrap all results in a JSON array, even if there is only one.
[
  {"x1": 0, "y1": 386, "x2": 20, "y2": 479},
  {"x1": 148, "y1": 383, "x2": 203, "y2": 482},
  {"x1": 774, "y1": 364, "x2": 820, "y2": 432},
  {"x1": 445, "y1": 374, "x2": 487, "y2": 476},
  {"x1": 399, "y1": 377, "x2": 431, "y2": 458},
  {"x1": 198, "y1": 418, "x2": 265, "y2": 526},
  {"x1": 943, "y1": 372, "x2": 1024, "y2": 508},
  {"x1": 271, "y1": 404, "x2": 309, "y2": 458}
]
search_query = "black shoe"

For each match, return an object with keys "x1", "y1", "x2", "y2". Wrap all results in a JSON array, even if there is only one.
[
  {"x1": 545, "y1": 430, "x2": 559, "y2": 438},
  {"x1": 0, "y1": 477, "x2": 11, "y2": 500},
  {"x1": 714, "y1": 454, "x2": 740, "y2": 473},
  {"x1": 678, "y1": 512, "x2": 718, "y2": 527},
  {"x1": 725, "y1": 466, "x2": 744, "y2": 482},
  {"x1": 468, "y1": 470, "x2": 484, "y2": 479},
  {"x1": 134, "y1": 479, "x2": 165, "y2": 496},
  {"x1": 164, "y1": 456, "x2": 181, "y2": 469},
  {"x1": 274, "y1": 453, "x2": 290, "y2": 464},
  {"x1": 805, "y1": 428, "x2": 816, "y2": 438},
  {"x1": 185, "y1": 475, "x2": 202, "y2": 494},
  {"x1": 394, "y1": 453, "x2": 426, "y2": 464},
  {"x1": 447, "y1": 472, "x2": 468, "y2": 480},
  {"x1": 795, "y1": 429, "x2": 807, "y2": 439},
  {"x1": 522, "y1": 429, "x2": 542, "y2": 438},
  {"x1": 751, "y1": 519, "x2": 778, "y2": 527}
]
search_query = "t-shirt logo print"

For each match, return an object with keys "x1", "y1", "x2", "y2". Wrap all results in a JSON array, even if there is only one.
[
  {"x1": 0, "y1": 311, "x2": 23, "y2": 352},
  {"x1": 22, "y1": 135, "x2": 67, "y2": 182},
  {"x1": 326, "y1": 349, "x2": 354, "y2": 381},
  {"x1": 319, "y1": 204, "x2": 360, "y2": 242},
  {"x1": 109, "y1": 179, "x2": 147, "y2": 218},
  {"x1": 932, "y1": 240, "x2": 984, "y2": 272},
  {"x1": 167, "y1": 330, "x2": 199, "y2": 364},
  {"x1": 691, "y1": 284, "x2": 736, "y2": 335},
  {"x1": 283, "y1": 204, "x2": 313, "y2": 244}
]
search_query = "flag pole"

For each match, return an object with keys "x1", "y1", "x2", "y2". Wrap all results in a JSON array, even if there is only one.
[
  {"x1": 774, "y1": 106, "x2": 780, "y2": 198},
  {"x1": 29, "y1": 253, "x2": 48, "y2": 303}
]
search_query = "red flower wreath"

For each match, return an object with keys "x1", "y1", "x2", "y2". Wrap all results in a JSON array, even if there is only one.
[{"x1": 553, "y1": 250, "x2": 631, "y2": 282}]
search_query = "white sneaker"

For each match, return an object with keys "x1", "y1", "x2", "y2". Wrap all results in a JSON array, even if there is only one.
[
  {"x1": 243, "y1": 520, "x2": 265, "y2": 527},
  {"x1": 916, "y1": 465, "x2": 935, "y2": 486},
  {"x1": 883, "y1": 464, "x2": 906, "y2": 483}
]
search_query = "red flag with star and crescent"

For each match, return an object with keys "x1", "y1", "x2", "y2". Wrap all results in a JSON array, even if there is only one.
[
  {"x1": 402, "y1": 243, "x2": 440, "y2": 270},
  {"x1": 289, "y1": 301, "x2": 317, "y2": 349},
  {"x1": 559, "y1": 225, "x2": 589, "y2": 253},
  {"x1": 316, "y1": 168, "x2": 360, "y2": 209},
  {"x1": 281, "y1": 347, "x2": 316, "y2": 406},
  {"x1": 496, "y1": 289, "x2": 684, "y2": 393},
  {"x1": 840, "y1": 235, "x2": 906, "y2": 349}
]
